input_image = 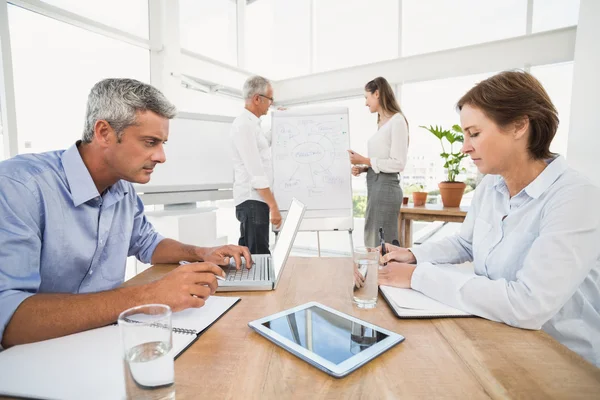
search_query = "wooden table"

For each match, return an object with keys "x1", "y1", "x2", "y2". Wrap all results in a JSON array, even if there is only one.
[
  {"x1": 398, "y1": 204, "x2": 469, "y2": 247},
  {"x1": 121, "y1": 257, "x2": 600, "y2": 399}
]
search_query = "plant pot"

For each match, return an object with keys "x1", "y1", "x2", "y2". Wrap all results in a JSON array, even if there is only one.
[
  {"x1": 402, "y1": 196, "x2": 409, "y2": 205},
  {"x1": 438, "y1": 182, "x2": 467, "y2": 207},
  {"x1": 412, "y1": 192, "x2": 428, "y2": 206}
]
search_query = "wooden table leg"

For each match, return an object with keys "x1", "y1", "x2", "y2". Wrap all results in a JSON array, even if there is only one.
[{"x1": 404, "y1": 219, "x2": 413, "y2": 248}]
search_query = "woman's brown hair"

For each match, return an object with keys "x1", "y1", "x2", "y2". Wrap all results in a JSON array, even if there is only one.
[
  {"x1": 365, "y1": 77, "x2": 408, "y2": 128},
  {"x1": 457, "y1": 70, "x2": 559, "y2": 160}
]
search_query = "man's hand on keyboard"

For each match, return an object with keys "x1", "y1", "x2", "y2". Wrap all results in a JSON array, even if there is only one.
[{"x1": 203, "y1": 244, "x2": 253, "y2": 270}]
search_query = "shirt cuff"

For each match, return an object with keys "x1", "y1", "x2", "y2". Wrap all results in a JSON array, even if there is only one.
[
  {"x1": 410, "y1": 262, "x2": 475, "y2": 299},
  {"x1": 0, "y1": 290, "x2": 35, "y2": 349},
  {"x1": 139, "y1": 233, "x2": 165, "y2": 265},
  {"x1": 251, "y1": 176, "x2": 270, "y2": 189},
  {"x1": 408, "y1": 246, "x2": 427, "y2": 263},
  {"x1": 369, "y1": 158, "x2": 380, "y2": 174}
]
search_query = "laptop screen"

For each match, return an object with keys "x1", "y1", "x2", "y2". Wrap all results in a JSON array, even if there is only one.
[{"x1": 272, "y1": 199, "x2": 305, "y2": 280}]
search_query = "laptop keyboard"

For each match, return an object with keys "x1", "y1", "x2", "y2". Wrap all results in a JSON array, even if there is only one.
[{"x1": 225, "y1": 257, "x2": 269, "y2": 281}]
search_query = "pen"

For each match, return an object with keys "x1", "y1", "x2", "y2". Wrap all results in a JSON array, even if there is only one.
[
  {"x1": 379, "y1": 227, "x2": 387, "y2": 266},
  {"x1": 179, "y1": 260, "x2": 226, "y2": 281}
]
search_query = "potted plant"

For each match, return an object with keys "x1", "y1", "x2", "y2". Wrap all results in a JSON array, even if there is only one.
[
  {"x1": 411, "y1": 184, "x2": 428, "y2": 207},
  {"x1": 420, "y1": 124, "x2": 468, "y2": 207}
]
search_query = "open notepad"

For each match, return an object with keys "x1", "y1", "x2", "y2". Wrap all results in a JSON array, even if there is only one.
[
  {"x1": 380, "y1": 285, "x2": 472, "y2": 319},
  {"x1": 0, "y1": 296, "x2": 240, "y2": 400}
]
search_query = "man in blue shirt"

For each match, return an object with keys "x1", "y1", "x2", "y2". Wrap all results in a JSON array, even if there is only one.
[{"x1": 0, "y1": 78, "x2": 251, "y2": 348}]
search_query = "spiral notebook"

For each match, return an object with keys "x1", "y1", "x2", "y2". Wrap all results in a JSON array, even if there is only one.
[
  {"x1": 0, "y1": 296, "x2": 240, "y2": 400},
  {"x1": 380, "y1": 285, "x2": 472, "y2": 319}
]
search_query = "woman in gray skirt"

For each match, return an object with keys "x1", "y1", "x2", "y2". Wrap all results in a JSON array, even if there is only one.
[{"x1": 348, "y1": 77, "x2": 409, "y2": 247}]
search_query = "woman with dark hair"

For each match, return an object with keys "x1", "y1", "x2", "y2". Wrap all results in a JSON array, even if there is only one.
[
  {"x1": 348, "y1": 77, "x2": 409, "y2": 247},
  {"x1": 378, "y1": 70, "x2": 600, "y2": 367}
]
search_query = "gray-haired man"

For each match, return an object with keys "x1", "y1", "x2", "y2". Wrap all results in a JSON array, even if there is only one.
[
  {"x1": 231, "y1": 76, "x2": 282, "y2": 255},
  {"x1": 0, "y1": 78, "x2": 252, "y2": 348}
]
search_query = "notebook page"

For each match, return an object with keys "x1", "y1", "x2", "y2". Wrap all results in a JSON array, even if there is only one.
[
  {"x1": 380, "y1": 286, "x2": 470, "y2": 316},
  {"x1": 172, "y1": 296, "x2": 240, "y2": 333},
  {"x1": 0, "y1": 325, "x2": 125, "y2": 400}
]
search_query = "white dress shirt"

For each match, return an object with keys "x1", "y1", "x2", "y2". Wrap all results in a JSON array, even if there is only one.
[
  {"x1": 410, "y1": 156, "x2": 600, "y2": 366},
  {"x1": 231, "y1": 109, "x2": 273, "y2": 206},
  {"x1": 367, "y1": 113, "x2": 409, "y2": 173}
]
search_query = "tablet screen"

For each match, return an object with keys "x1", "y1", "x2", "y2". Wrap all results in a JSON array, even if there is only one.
[{"x1": 262, "y1": 306, "x2": 389, "y2": 365}]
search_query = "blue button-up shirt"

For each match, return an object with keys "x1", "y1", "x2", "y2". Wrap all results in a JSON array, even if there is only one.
[
  {"x1": 0, "y1": 143, "x2": 164, "y2": 346},
  {"x1": 410, "y1": 156, "x2": 600, "y2": 366}
]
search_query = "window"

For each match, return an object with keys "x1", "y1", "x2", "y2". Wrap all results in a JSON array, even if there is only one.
[
  {"x1": 401, "y1": 73, "x2": 494, "y2": 190},
  {"x1": 245, "y1": 0, "x2": 311, "y2": 80},
  {"x1": 178, "y1": 89, "x2": 243, "y2": 118},
  {"x1": 530, "y1": 62, "x2": 574, "y2": 158},
  {"x1": 314, "y1": 0, "x2": 398, "y2": 72},
  {"x1": 532, "y1": 0, "x2": 580, "y2": 33},
  {"x1": 402, "y1": 0, "x2": 526, "y2": 57},
  {"x1": 40, "y1": 0, "x2": 149, "y2": 38},
  {"x1": 179, "y1": 0, "x2": 237, "y2": 66},
  {"x1": 8, "y1": 6, "x2": 150, "y2": 154}
]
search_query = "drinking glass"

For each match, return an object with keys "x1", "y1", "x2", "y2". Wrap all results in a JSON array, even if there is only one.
[
  {"x1": 118, "y1": 304, "x2": 175, "y2": 400},
  {"x1": 352, "y1": 247, "x2": 380, "y2": 308}
]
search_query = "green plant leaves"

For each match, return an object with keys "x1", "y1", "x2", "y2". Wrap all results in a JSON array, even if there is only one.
[{"x1": 421, "y1": 123, "x2": 467, "y2": 182}]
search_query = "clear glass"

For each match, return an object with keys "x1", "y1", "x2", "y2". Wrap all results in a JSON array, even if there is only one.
[
  {"x1": 314, "y1": 0, "x2": 398, "y2": 72},
  {"x1": 7, "y1": 6, "x2": 150, "y2": 154},
  {"x1": 179, "y1": 0, "x2": 237, "y2": 66},
  {"x1": 118, "y1": 304, "x2": 175, "y2": 400},
  {"x1": 402, "y1": 0, "x2": 526, "y2": 57},
  {"x1": 40, "y1": 0, "x2": 149, "y2": 38},
  {"x1": 246, "y1": 0, "x2": 311, "y2": 80},
  {"x1": 352, "y1": 247, "x2": 380, "y2": 309},
  {"x1": 532, "y1": 0, "x2": 580, "y2": 33}
]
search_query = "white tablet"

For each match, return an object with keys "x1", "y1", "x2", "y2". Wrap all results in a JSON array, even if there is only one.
[{"x1": 248, "y1": 302, "x2": 405, "y2": 378}]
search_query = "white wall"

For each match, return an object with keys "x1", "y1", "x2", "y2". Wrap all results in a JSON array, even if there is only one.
[{"x1": 567, "y1": 0, "x2": 600, "y2": 187}]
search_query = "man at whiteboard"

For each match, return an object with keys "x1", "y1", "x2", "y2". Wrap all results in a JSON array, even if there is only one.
[{"x1": 231, "y1": 76, "x2": 282, "y2": 254}]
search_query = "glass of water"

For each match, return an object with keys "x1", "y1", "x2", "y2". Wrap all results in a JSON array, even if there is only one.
[
  {"x1": 118, "y1": 304, "x2": 175, "y2": 400},
  {"x1": 352, "y1": 247, "x2": 381, "y2": 309}
]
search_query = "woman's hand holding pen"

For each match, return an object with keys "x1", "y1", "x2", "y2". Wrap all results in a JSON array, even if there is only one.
[{"x1": 378, "y1": 243, "x2": 416, "y2": 264}]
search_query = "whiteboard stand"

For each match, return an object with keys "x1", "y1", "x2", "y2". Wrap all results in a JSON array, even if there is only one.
[{"x1": 276, "y1": 210, "x2": 354, "y2": 257}]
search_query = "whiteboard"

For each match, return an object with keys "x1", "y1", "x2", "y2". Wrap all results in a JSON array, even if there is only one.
[
  {"x1": 141, "y1": 112, "x2": 235, "y2": 190},
  {"x1": 272, "y1": 107, "x2": 352, "y2": 222}
]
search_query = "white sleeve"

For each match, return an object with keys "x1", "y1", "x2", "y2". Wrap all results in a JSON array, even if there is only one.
[
  {"x1": 411, "y1": 183, "x2": 600, "y2": 330},
  {"x1": 232, "y1": 123, "x2": 270, "y2": 189},
  {"x1": 409, "y1": 176, "x2": 493, "y2": 265},
  {"x1": 371, "y1": 116, "x2": 409, "y2": 174}
]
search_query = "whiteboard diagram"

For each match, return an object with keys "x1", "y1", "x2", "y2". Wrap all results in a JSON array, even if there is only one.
[{"x1": 272, "y1": 108, "x2": 352, "y2": 212}]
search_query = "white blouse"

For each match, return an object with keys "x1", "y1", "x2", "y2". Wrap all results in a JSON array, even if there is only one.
[
  {"x1": 367, "y1": 113, "x2": 409, "y2": 174},
  {"x1": 409, "y1": 156, "x2": 600, "y2": 366}
]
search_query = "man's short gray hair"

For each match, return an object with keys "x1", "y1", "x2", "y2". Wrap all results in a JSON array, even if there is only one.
[
  {"x1": 243, "y1": 76, "x2": 271, "y2": 100},
  {"x1": 82, "y1": 78, "x2": 177, "y2": 143}
]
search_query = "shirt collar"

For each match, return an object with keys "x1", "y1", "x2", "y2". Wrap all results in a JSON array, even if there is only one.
[
  {"x1": 523, "y1": 155, "x2": 567, "y2": 199},
  {"x1": 61, "y1": 142, "x2": 101, "y2": 207},
  {"x1": 493, "y1": 155, "x2": 567, "y2": 199},
  {"x1": 61, "y1": 142, "x2": 129, "y2": 207},
  {"x1": 242, "y1": 108, "x2": 262, "y2": 125}
]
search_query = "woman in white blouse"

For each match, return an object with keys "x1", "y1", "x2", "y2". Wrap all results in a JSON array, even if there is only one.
[
  {"x1": 348, "y1": 77, "x2": 409, "y2": 247},
  {"x1": 378, "y1": 70, "x2": 600, "y2": 367}
]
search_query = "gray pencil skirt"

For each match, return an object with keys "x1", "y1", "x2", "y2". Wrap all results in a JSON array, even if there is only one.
[{"x1": 364, "y1": 168, "x2": 403, "y2": 248}]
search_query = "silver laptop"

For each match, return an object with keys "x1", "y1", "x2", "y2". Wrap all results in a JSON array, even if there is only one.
[{"x1": 217, "y1": 198, "x2": 306, "y2": 292}]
